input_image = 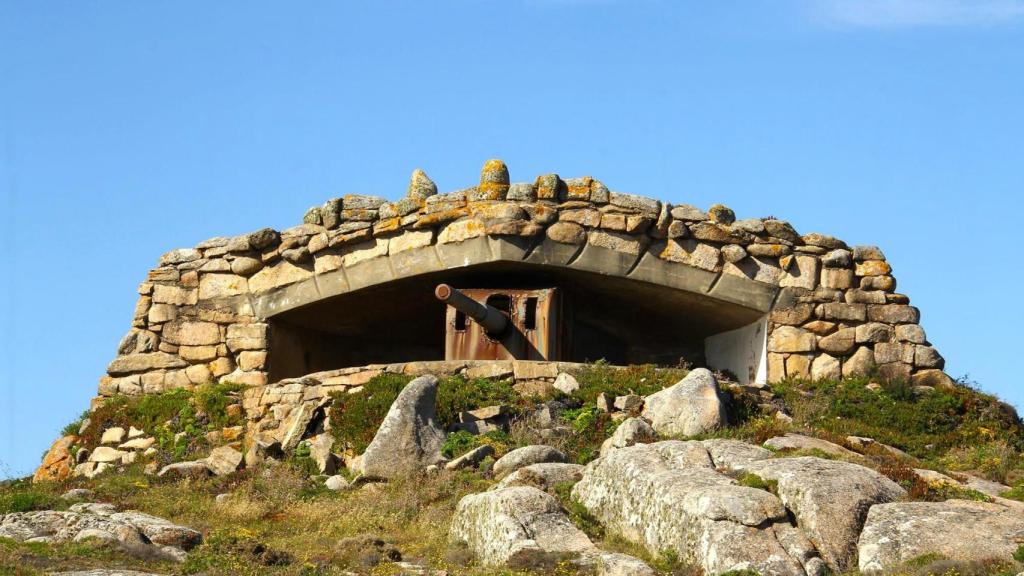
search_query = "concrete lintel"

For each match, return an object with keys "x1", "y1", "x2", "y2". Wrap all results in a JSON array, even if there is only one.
[
  {"x1": 436, "y1": 236, "x2": 493, "y2": 269},
  {"x1": 390, "y1": 244, "x2": 444, "y2": 278},
  {"x1": 569, "y1": 243, "x2": 641, "y2": 278},
  {"x1": 523, "y1": 238, "x2": 582, "y2": 267},
  {"x1": 314, "y1": 268, "x2": 350, "y2": 301},
  {"x1": 627, "y1": 252, "x2": 717, "y2": 295},
  {"x1": 252, "y1": 277, "x2": 321, "y2": 319},
  {"x1": 345, "y1": 256, "x2": 394, "y2": 291},
  {"x1": 708, "y1": 272, "x2": 778, "y2": 313},
  {"x1": 487, "y1": 235, "x2": 533, "y2": 262}
]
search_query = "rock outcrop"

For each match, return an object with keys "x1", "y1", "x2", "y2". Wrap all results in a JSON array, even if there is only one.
[
  {"x1": 737, "y1": 456, "x2": 906, "y2": 571},
  {"x1": 0, "y1": 503, "x2": 200, "y2": 563},
  {"x1": 640, "y1": 369, "x2": 728, "y2": 437},
  {"x1": 359, "y1": 375, "x2": 446, "y2": 479},
  {"x1": 572, "y1": 441, "x2": 825, "y2": 576},
  {"x1": 858, "y1": 500, "x2": 1024, "y2": 573},
  {"x1": 450, "y1": 485, "x2": 652, "y2": 574}
]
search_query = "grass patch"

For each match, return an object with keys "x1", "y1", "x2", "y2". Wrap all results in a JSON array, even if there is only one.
[
  {"x1": 770, "y1": 377, "x2": 1024, "y2": 481},
  {"x1": 0, "y1": 479, "x2": 63, "y2": 514},
  {"x1": 552, "y1": 481, "x2": 603, "y2": 540},
  {"x1": 735, "y1": 473, "x2": 777, "y2": 495},
  {"x1": 569, "y1": 362, "x2": 688, "y2": 406}
]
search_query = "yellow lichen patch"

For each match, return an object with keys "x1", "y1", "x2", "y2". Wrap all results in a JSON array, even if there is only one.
[
  {"x1": 856, "y1": 260, "x2": 892, "y2": 277},
  {"x1": 372, "y1": 217, "x2": 402, "y2": 234},
  {"x1": 534, "y1": 173, "x2": 562, "y2": 200},
  {"x1": 566, "y1": 176, "x2": 593, "y2": 200},
  {"x1": 437, "y1": 218, "x2": 486, "y2": 244},
  {"x1": 413, "y1": 207, "x2": 469, "y2": 229}
]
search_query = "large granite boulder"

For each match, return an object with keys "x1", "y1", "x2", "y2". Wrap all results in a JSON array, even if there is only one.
[
  {"x1": 359, "y1": 375, "x2": 446, "y2": 479},
  {"x1": 450, "y1": 485, "x2": 653, "y2": 574},
  {"x1": 640, "y1": 369, "x2": 727, "y2": 436},
  {"x1": 572, "y1": 441, "x2": 826, "y2": 576},
  {"x1": 493, "y1": 463, "x2": 585, "y2": 493},
  {"x1": 738, "y1": 456, "x2": 906, "y2": 572},
  {"x1": 858, "y1": 500, "x2": 1024, "y2": 573}
]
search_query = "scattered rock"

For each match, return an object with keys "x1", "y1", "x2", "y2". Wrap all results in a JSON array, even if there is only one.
[
  {"x1": 157, "y1": 461, "x2": 213, "y2": 479},
  {"x1": 446, "y1": 445, "x2": 495, "y2": 471},
  {"x1": 60, "y1": 488, "x2": 95, "y2": 501},
  {"x1": 764, "y1": 433, "x2": 860, "y2": 459},
  {"x1": 325, "y1": 475, "x2": 351, "y2": 491},
  {"x1": 360, "y1": 375, "x2": 446, "y2": 480},
  {"x1": 492, "y1": 446, "x2": 568, "y2": 478},
  {"x1": 641, "y1": 368, "x2": 727, "y2": 436},
  {"x1": 600, "y1": 417, "x2": 655, "y2": 456},
  {"x1": 553, "y1": 372, "x2": 580, "y2": 395},
  {"x1": 205, "y1": 445, "x2": 243, "y2": 476},
  {"x1": 100, "y1": 427, "x2": 126, "y2": 445}
]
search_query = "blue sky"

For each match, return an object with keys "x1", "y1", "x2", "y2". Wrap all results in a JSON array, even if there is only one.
[{"x1": 2, "y1": 1, "x2": 1023, "y2": 478}]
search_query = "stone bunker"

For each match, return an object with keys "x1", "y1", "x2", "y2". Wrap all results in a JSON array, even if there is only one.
[{"x1": 104, "y1": 159, "x2": 952, "y2": 412}]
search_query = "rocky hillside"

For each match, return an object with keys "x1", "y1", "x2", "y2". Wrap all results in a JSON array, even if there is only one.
[{"x1": 6, "y1": 365, "x2": 1024, "y2": 575}]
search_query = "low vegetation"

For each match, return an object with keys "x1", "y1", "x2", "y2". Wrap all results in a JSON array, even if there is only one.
[{"x1": 6, "y1": 365, "x2": 1024, "y2": 574}]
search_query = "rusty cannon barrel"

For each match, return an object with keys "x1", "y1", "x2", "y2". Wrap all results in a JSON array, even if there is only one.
[{"x1": 435, "y1": 284, "x2": 509, "y2": 336}]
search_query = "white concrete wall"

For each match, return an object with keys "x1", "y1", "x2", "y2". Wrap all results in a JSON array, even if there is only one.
[{"x1": 704, "y1": 317, "x2": 768, "y2": 385}]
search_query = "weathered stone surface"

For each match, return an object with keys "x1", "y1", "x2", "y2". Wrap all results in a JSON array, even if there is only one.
[
  {"x1": 641, "y1": 368, "x2": 727, "y2": 437},
  {"x1": 494, "y1": 463, "x2": 585, "y2": 492},
  {"x1": 546, "y1": 221, "x2": 586, "y2": 245},
  {"x1": 609, "y1": 192, "x2": 659, "y2": 214},
  {"x1": 707, "y1": 203, "x2": 736, "y2": 225},
  {"x1": 911, "y1": 369, "x2": 956, "y2": 389},
  {"x1": 450, "y1": 486, "x2": 594, "y2": 566},
  {"x1": 572, "y1": 441, "x2": 824, "y2": 576},
  {"x1": 852, "y1": 245, "x2": 885, "y2": 261},
  {"x1": 779, "y1": 255, "x2": 820, "y2": 290},
  {"x1": 162, "y1": 320, "x2": 221, "y2": 346},
  {"x1": 248, "y1": 260, "x2": 312, "y2": 294},
  {"x1": 100, "y1": 427, "x2": 126, "y2": 445},
  {"x1": 844, "y1": 346, "x2": 875, "y2": 377},
  {"x1": 553, "y1": 372, "x2": 579, "y2": 395},
  {"x1": 407, "y1": 168, "x2": 437, "y2": 200},
  {"x1": 768, "y1": 326, "x2": 816, "y2": 353},
  {"x1": 445, "y1": 445, "x2": 495, "y2": 470},
  {"x1": 204, "y1": 445, "x2": 243, "y2": 476},
  {"x1": 492, "y1": 446, "x2": 568, "y2": 478},
  {"x1": 33, "y1": 435, "x2": 75, "y2": 483},
  {"x1": 802, "y1": 233, "x2": 846, "y2": 250},
  {"x1": 763, "y1": 434, "x2": 859, "y2": 458},
  {"x1": 159, "y1": 248, "x2": 201, "y2": 266},
  {"x1": 817, "y1": 302, "x2": 866, "y2": 322},
  {"x1": 108, "y1": 353, "x2": 187, "y2": 376},
  {"x1": 670, "y1": 204, "x2": 707, "y2": 221},
  {"x1": 655, "y1": 239, "x2": 720, "y2": 271},
  {"x1": 0, "y1": 505, "x2": 201, "y2": 560},
  {"x1": 817, "y1": 328, "x2": 855, "y2": 355},
  {"x1": 739, "y1": 457, "x2": 904, "y2": 571},
  {"x1": 811, "y1": 353, "x2": 841, "y2": 380},
  {"x1": 858, "y1": 500, "x2": 1024, "y2": 574},
  {"x1": 157, "y1": 461, "x2": 213, "y2": 479},
  {"x1": 600, "y1": 417, "x2": 655, "y2": 456},
  {"x1": 359, "y1": 375, "x2": 446, "y2": 479},
  {"x1": 198, "y1": 273, "x2": 248, "y2": 299}
]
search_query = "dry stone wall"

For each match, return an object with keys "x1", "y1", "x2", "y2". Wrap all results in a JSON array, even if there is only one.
[{"x1": 102, "y1": 159, "x2": 952, "y2": 410}]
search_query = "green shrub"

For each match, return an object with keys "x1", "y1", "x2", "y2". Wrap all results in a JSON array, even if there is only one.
[
  {"x1": 571, "y1": 363, "x2": 688, "y2": 405},
  {"x1": 1014, "y1": 545, "x2": 1024, "y2": 564},
  {"x1": 329, "y1": 374, "x2": 520, "y2": 455},
  {"x1": 770, "y1": 377, "x2": 1024, "y2": 463},
  {"x1": 736, "y1": 473, "x2": 777, "y2": 494},
  {"x1": 441, "y1": 430, "x2": 477, "y2": 458},
  {"x1": 60, "y1": 410, "x2": 90, "y2": 437},
  {"x1": 328, "y1": 373, "x2": 409, "y2": 454},
  {"x1": 435, "y1": 375, "x2": 519, "y2": 429}
]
